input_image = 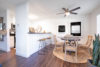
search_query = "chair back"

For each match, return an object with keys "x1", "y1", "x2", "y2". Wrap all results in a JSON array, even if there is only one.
[
  {"x1": 64, "y1": 34, "x2": 73, "y2": 38},
  {"x1": 85, "y1": 35, "x2": 93, "y2": 48},
  {"x1": 54, "y1": 35, "x2": 57, "y2": 42}
]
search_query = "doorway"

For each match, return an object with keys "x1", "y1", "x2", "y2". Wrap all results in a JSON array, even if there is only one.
[{"x1": 10, "y1": 23, "x2": 16, "y2": 48}]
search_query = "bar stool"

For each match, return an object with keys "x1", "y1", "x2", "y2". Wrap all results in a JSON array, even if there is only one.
[
  {"x1": 38, "y1": 38, "x2": 48, "y2": 55},
  {"x1": 46, "y1": 37, "x2": 53, "y2": 48}
]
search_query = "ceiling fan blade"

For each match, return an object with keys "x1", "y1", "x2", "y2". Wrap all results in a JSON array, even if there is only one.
[
  {"x1": 62, "y1": 8, "x2": 67, "y2": 12},
  {"x1": 70, "y1": 7, "x2": 80, "y2": 12},
  {"x1": 70, "y1": 12, "x2": 78, "y2": 14},
  {"x1": 56, "y1": 13, "x2": 65, "y2": 15}
]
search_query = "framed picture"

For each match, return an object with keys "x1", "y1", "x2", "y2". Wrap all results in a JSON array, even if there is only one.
[
  {"x1": 58, "y1": 25, "x2": 65, "y2": 32},
  {"x1": 70, "y1": 22, "x2": 81, "y2": 36}
]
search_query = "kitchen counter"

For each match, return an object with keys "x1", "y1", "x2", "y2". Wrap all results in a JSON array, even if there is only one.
[{"x1": 28, "y1": 33, "x2": 54, "y2": 56}]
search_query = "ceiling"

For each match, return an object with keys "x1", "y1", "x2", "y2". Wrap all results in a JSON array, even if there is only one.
[
  {"x1": 29, "y1": 0, "x2": 100, "y2": 18},
  {"x1": 0, "y1": 0, "x2": 100, "y2": 17}
]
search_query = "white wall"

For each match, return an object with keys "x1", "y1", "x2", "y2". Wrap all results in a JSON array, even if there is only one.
[
  {"x1": 89, "y1": 6, "x2": 100, "y2": 35},
  {"x1": 0, "y1": 10, "x2": 10, "y2": 52},
  {"x1": 30, "y1": 15, "x2": 90, "y2": 43},
  {"x1": 16, "y1": 2, "x2": 30, "y2": 58},
  {"x1": 97, "y1": 15, "x2": 100, "y2": 35}
]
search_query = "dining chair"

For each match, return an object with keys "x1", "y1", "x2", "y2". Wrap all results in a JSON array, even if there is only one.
[
  {"x1": 64, "y1": 34, "x2": 75, "y2": 46},
  {"x1": 64, "y1": 34, "x2": 73, "y2": 38},
  {"x1": 54, "y1": 35, "x2": 64, "y2": 51},
  {"x1": 64, "y1": 38, "x2": 78, "y2": 62},
  {"x1": 78, "y1": 35, "x2": 93, "y2": 55}
]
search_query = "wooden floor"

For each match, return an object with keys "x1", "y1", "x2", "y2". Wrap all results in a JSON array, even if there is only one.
[{"x1": 0, "y1": 46, "x2": 87, "y2": 67}]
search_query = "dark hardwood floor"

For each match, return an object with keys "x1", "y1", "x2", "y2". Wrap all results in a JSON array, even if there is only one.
[{"x1": 0, "y1": 46, "x2": 87, "y2": 67}]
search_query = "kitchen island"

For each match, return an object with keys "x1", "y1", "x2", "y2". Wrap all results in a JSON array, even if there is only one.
[{"x1": 28, "y1": 33, "x2": 54, "y2": 56}]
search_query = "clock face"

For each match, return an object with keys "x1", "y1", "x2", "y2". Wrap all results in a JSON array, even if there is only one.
[{"x1": 58, "y1": 25, "x2": 65, "y2": 32}]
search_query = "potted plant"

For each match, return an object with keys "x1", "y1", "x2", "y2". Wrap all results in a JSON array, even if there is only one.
[{"x1": 88, "y1": 34, "x2": 100, "y2": 67}]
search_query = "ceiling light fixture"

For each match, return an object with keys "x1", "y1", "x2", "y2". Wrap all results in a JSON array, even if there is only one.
[{"x1": 65, "y1": 12, "x2": 70, "y2": 16}]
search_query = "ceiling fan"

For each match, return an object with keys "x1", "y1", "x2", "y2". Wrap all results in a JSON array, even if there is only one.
[{"x1": 57, "y1": 7, "x2": 80, "y2": 17}]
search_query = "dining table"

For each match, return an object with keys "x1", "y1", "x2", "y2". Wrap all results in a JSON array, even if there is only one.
[
  {"x1": 60, "y1": 36, "x2": 82, "y2": 62},
  {"x1": 60, "y1": 36, "x2": 81, "y2": 52}
]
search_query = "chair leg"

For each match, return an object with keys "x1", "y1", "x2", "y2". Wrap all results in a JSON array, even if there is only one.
[
  {"x1": 38, "y1": 41, "x2": 45, "y2": 55},
  {"x1": 88, "y1": 48, "x2": 91, "y2": 56},
  {"x1": 50, "y1": 39, "x2": 53, "y2": 48},
  {"x1": 75, "y1": 41, "x2": 78, "y2": 62},
  {"x1": 38, "y1": 41, "x2": 47, "y2": 55},
  {"x1": 43, "y1": 41, "x2": 49, "y2": 53}
]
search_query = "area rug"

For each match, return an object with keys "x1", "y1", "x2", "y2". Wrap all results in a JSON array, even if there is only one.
[{"x1": 53, "y1": 47, "x2": 92, "y2": 63}]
